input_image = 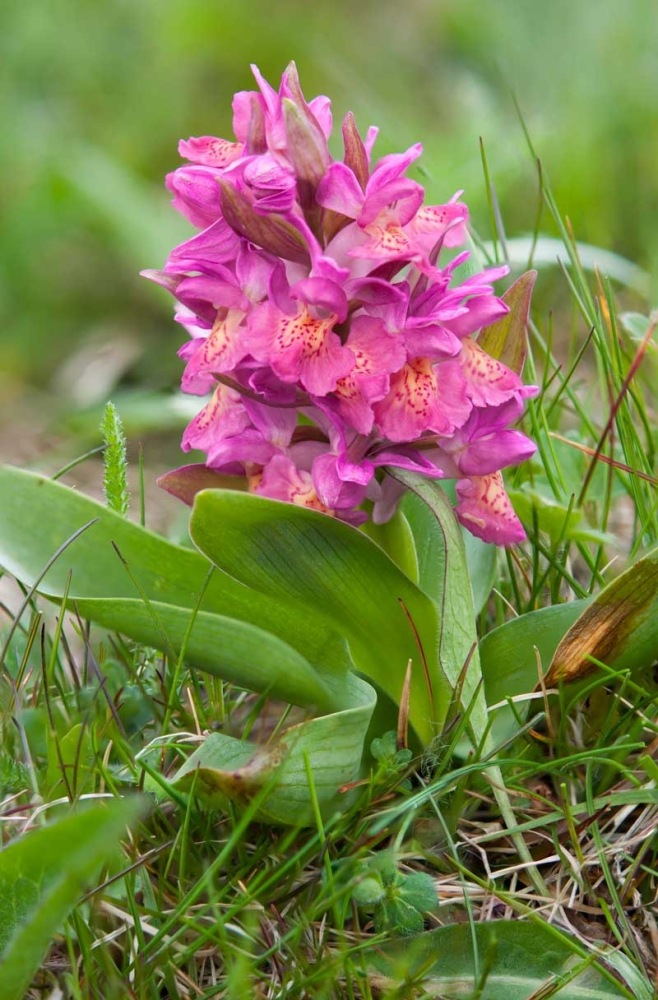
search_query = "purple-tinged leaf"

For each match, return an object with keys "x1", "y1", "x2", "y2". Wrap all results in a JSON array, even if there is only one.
[
  {"x1": 478, "y1": 270, "x2": 536, "y2": 374},
  {"x1": 157, "y1": 463, "x2": 247, "y2": 507}
]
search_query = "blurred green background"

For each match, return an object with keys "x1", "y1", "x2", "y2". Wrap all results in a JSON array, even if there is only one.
[{"x1": 2, "y1": 0, "x2": 657, "y2": 444}]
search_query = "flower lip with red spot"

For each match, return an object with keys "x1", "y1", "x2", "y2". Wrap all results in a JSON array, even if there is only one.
[
  {"x1": 373, "y1": 357, "x2": 471, "y2": 443},
  {"x1": 455, "y1": 472, "x2": 526, "y2": 545},
  {"x1": 178, "y1": 136, "x2": 244, "y2": 168},
  {"x1": 181, "y1": 383, "x2": 252, "y2": 456},
  {"x1": 246, "y1": 300, "x2": 354, "y2": 396},
  {"x1": 407, "y1": 197, "x2": 469, "y2": 252},
  {"x1": 180, "y1": 308, "x2": 250, "y2": 394},
  {"x1": 460, "y1": 338, "x2": 539, "y2": 408},
  {"x1": 349, "y1": 215, "x2": 415, "y2": 263},
  {"x1": 329, "y1": 314, "x2": 407, "y2": 435},
  {"x1": 289, "y1": 274, "x2": 349, "y2": 324}
]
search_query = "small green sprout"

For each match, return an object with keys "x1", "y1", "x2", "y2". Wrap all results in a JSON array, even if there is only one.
[{"x1": 100, "y1": 400, "x2": 130, "y2": 517}]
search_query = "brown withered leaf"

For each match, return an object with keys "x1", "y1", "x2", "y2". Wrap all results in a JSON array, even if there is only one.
[{"x1": 546, "y1": 547, "x2": 658, "y2": 685}]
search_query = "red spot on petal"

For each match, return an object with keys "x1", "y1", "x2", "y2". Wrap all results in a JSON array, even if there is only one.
[
  {"x1": 365, "y1": 221, "x2": 411, "y2": 254},
  {"x1": 462, "y1": 339, "x2": 521, "y2": 405},
  {"x1": 275, "y1": 306, "x2": 337, "y2": 360}
]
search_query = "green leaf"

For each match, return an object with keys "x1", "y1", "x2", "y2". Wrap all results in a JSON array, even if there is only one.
[
  {"x1": 378, "y1": 898, "x2": 425, "y2": 935},
  {"x1": 600, "y1": 949, "x2": 655, "y2": 1000},
  {"x1": 479, "y1": 601, "x2": 590, "y2": 741},
  {"x1": 388, "y1": 472, "x2": 486, "y2": 745},
  {"x1": 0, "y1": 798, "x2": 146, "y2": 1000},
  {"x1": 367, "y1": 920, "x2": 628, "y2": 998},
  {"x1": 51, "y1": 597, "x2": 344, "y2": 714},
  {"x1": 397, "y1": 871, "x2": 439, "y2": 914},
  {"x1": 462, "y1": 526, "x2": 499, "y2": 616},
  {"x1": 189, "y1": 489, "x2": 444, "y2": 744},
  {"x1": 390, "y1": 473, "x2": 548, "y2": 893},
  {"x1": 400, "y1": 488, "x2": 497, "y2": 615},
  {"x1": 172, "y1": 674, "x2": 376, "y2": 824},
  {"x1": 361, "y1": 506, "x2": 419, "y2": 584},
  {"x1": 0, "y1": 467, "x2": 352, "y2": 704},
  {"x1": 547, "y1": 546, "x2": 658, "y2": 685},
  {"x1": 398, "y1": 489, "x2": 447, "y2": 605},
  {"x1": 510, "y1": 487, "x2": 614, "y2": 546},
  {"x1": 0, "y1": 467, "x2": 213, "y2": 605},
  {"x1": 351, "y1": 876, "x2": 385, "y2": 907}
]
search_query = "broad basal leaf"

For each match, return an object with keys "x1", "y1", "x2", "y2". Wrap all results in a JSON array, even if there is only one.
[
  {"x1": 479, "y1": 600, "x2": 589, "y2": 742},
  {"x1": 190, "y1": 489, "x2": 444, "y2": 744},
  {"x1": 66, "y1": 597, "x2": 345, "y2": 713},
  {"x1": 387, "y1": 472, "x2": 487, "y2": 746},
  {"x1": 173, "y1": 674, "x2": 376, "y2": 824},
  {"x1": 0, "y1": 798, "x2": 146, "y2": 1000},
  {"x1": 367, "y1": 919, "x2": 627, "y2": 998},
  {"x1": 0, "y1": 467, "x2": 353, "y2": 704},
  {"x1": 401, "y1": 488, "x2": 498, "y2": 616},
  {"x1": 388, "y1": 473, "x2": 547, "y2": 891}
]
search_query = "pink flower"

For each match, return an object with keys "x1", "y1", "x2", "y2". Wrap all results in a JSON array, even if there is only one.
[
  {"x1": 148, "y1": 63, "x2": 538, "y2": 545},
  {"x1": 166, "y1": 166, "x2": 225, "y2": 228},
  {"x1": 318, "y1": 149, "x2": 468, "y2": 271},
  {"x1": 246, "y1": 300, "x2": 354, "y2": 396},
  {"x1": 182, "y1": 385, "x2": 296, "y2": 470},
  {"x1": 372, "y1": 358, "x2": 471, "y2": 442},
  {"x1": 455, "y1": 473, "x2": 526, "y2": 546},
  {"x1": 332, "y1": 315, "x2": 406, "y2": 434},
  {"x1": 245, "y1": 267, "x2": 354, "y2": 395},
  {"x1": 182, "y1": 383, "x2": 251, "y2": 456},
  {"x1": 460, "y1": 339, "x2": 538, "y2": 408},
  {"x1": 180, "y1": 308, "x2": 249, "y2": 394},
  {"x1": 253, "y1": 444, "x2": 371, "y2": 525},
  {"x1": 427, "y1": 397, "x2": 537, "y2": 478},
  {"x1": 254, "y1": 454, "x2": 332, "y2": 513},
  {"x1": 179, "y1": 135, "x2": 244, "y2": 168}
]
